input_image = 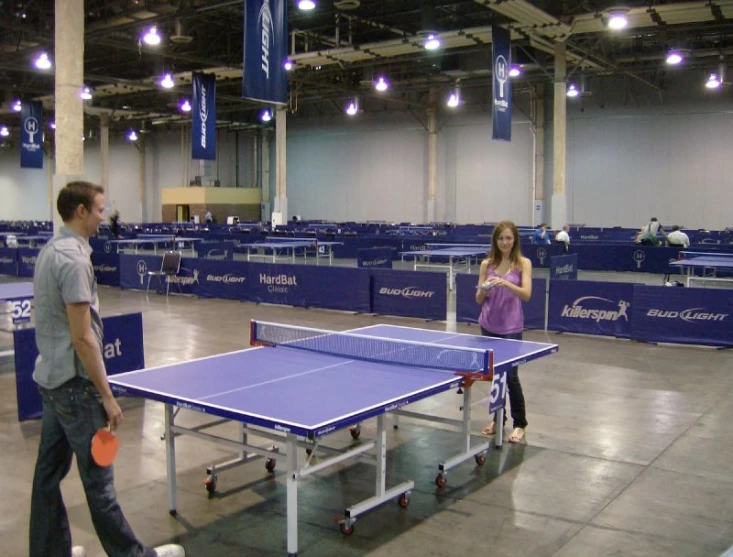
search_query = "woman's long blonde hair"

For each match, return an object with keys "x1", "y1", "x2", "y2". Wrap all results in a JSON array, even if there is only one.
[{"x1": 486, "y1": 220, "x2": 522, "y2": 268}]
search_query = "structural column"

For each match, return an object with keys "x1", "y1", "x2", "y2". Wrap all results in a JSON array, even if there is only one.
[
  {"x1": 260, "y1": 129, "x2": 271, "y2": 220},
  {"x1": 100, "y1": 113, "x2": 110, "y2": 206},
  {"x1": 138, "y1": 137, "x2": 146, "y2": 222},
  {"x1": 52, "y1": 0, "x2": 84, "y2": 233},
  {"x1": 273, "y1": 107, "x2": 287, "y2": 225},
  {"x1": 551, "y1": 41, "x2": 568, "y2": 229},
  {"x1": 426, "y1": 88, "x2": 438, "y2": 223},
  {"x1": 533, "y1": 83, "x2": 545, "y2": 226}
]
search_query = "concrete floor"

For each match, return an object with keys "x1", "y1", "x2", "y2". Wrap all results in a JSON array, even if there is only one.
[{"x1": 1, "y1": 276, "x2": 733, "y2": 557}]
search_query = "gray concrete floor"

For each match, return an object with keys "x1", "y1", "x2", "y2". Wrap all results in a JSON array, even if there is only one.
[{"x1": 1, "y1": 274, "x2": 733, "y2": 557}]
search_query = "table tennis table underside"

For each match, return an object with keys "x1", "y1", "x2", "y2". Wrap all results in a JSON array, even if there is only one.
[
  {"x1": 669, "y1": 257, "x2": 733, "y2": 287},
  {"x1": 400, "y1": 248, "x2": 487, "y2": 290},
  {"x1": 239, "y1": 242, "x2": 339, "y2": 265},
  {"x1": 110, "y1": 327, "x2": 556, "y2": 557}
]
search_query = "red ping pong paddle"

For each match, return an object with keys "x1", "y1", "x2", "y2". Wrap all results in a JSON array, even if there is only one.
[{"x1": 91, "y1": 425, "x2": 119, "y2": 467}]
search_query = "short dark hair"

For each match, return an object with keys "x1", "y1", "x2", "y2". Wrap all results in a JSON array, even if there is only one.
[
  {"x1": 650, "y1": 217, "x2": 658, "y2": 222},
  {"x1": 57, "y1": 181, "x2": 104, "y2": 222},
  {"x1": 672, "y1": 225, "x2": 681, "y2": 231}
]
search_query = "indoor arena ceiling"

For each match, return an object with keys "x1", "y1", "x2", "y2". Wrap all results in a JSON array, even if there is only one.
[{"x1": 0, "y1": 0, "x2": 731, "y2": 132}]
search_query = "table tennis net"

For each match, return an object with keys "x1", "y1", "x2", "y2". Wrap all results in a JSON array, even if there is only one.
[{"x1": 251, "y1": 321, "x2": 491, "y2": 374}]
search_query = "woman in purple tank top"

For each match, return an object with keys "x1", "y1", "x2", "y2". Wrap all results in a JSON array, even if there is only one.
[{"x1": 475, "y1": 220, "x2": 533, "y2": 443}]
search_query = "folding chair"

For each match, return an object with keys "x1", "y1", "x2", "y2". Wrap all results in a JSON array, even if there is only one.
[{"x1": 146, "y1": 251, "x2": 182, "y2": 295}]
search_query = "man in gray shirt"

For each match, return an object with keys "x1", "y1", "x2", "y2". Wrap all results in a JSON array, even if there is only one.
[{"x1": 29, "y1": 181, "x2": 184, "y2": 557}]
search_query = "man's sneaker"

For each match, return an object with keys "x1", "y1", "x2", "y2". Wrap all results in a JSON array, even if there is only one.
[
  {"x1": 71, "y1": 547, "x2": 87, "y2": 557},
  {"x1": 154, "y1": 544, "x2": 186, "y2": 557}
]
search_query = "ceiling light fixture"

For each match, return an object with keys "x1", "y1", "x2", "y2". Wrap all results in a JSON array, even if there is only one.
[
  {"x1": 179, "y1": 99, "x2": 192, "y2": 112},
  {"x1": 607, "y1": 9, "x2": 629, "y2": 30},
  {"x1": 345, "y1": 99, "x2": 358, "y2": 116},
  {"x1": 260, "y1": 109, "x2": 272, "y2": 122},
  {"x1": 160, "y1": 73, "x2": 175, "y2": 89},
  {"x1": 34, "y1": 52, "x2": 52, "y2": 70},
  {"x1": 705, "y1": 73, "x2": 721, "y2": 89},
  {"x1": 284, "y1": 60, "x2": 294, "y2": 71},
  {"x1": 424, "y1": 34, "x2": 441, "y2": 51},
  {"x1": 49, "y1": 121, "x2": 56, "y2": 129},
  {"x1": 509, "y1": 65, "x2": 522, "y2": 78},
  {"x1": 80, "y1": 86, "x2": 93, "y2": 100},
  {"x1": 12, "y1": 100, "x2": 22, "y2": 112},
  {"x1": 666, "y1": 50, "x2": 684, "y2": 65},
  {"x1": 566, "y1": 83, "x2": 579, "y2": 98},
  {"x1": 446, "y1": 92, "x2": 460, "y2": 108},
  {"x1": 128, "y1": 130, "x2": 138, "y2": 141},
  {"x1": 298, "y1": 0, "x2": 316, "y2": 10},
  {"x1": 374, "y1": 76, "x2": 389, "y2": 92},
  {"x1": 0, "y1": 126, "x2": 9, "y2": 137},
  {"x1": 143, "y1": 26, "x2": 161, "y2": 46}
]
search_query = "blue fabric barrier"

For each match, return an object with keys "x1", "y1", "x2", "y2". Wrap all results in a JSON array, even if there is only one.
[
  {"x1": 0, "y1": 248, "x2": 17, "y2": 275},
  {"x1": 194, "y1": 259, "x2": 249, "y2": 300},
  {"x1": 371, "y1": 269, "x2": 446, "y2": 320},
  {"x1": 550, "y1": 253, "x2": 578, "y2": 280},
  {"x1": 248, "y1": 263, "x2": 371, "y2": 312},
  {"x1": 92, "y1": 253, "x2": 120, "y2": 286},
  {"x1": 119, "y1": 254, "x2": 163, "y2": 290},
  {"x1": 197, "y1": 241, "x2": 235, "y2": 261},
  {"x1": 14, "y1": 312, "x2": 146, "y2": 421},
  {"x1": 357, "y1": 247, "x2": 394, "y2": 268},
  {"x1": 524, "y1": 244, "x2": 566, "y2": 268},
  {"x1": 455, "y1": 275, "x2": 545, "y2": 329},
  {"x1": 17, "y1": 248, "x2": 40, "y2": 277},
  {"x1": 548, "y1": 279, "x2": 634, "y2": 338},
  {"x1": 90, "y1": 237, "x2": 109, "y2": 253},
  {"x1": 631, "y1": 285, "x2": 733, "y2": 347}
]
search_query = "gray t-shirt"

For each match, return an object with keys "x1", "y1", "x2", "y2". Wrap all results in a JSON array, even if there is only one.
[{"x1": 33, "y1": 226, "x2": 104, "y2": 389}]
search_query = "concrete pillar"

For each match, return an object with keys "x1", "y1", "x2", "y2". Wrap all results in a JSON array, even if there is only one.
[
  {"x1": 261, "y1": 129, "x2": 271, "y2": 219},
  {"x1": 273, "y1": 107, "x2": 287, "y2": 224},
  {"x1": 100, "y1": 113, "x2": 110, "y2": 206},
  {"x1": 426, "y1": 100, "x2": 437, "y2": 223},
  {"x1": 551, "y1": 41, "x2": 568, "y2": 229},
  {"x1": 53, "y1": 0, "x2": 84, "y2": 234},
  {"x1": 533, "y1": 83, "x2": 545, "y2": 226},
  {"x1": 138, "y1": 138, "x2": 146, "y2": 222}
]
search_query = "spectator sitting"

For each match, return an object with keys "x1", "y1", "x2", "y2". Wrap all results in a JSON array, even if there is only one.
[
  {"x1": 666, "y1": 225, "x2": 690, "y2": 248},
  {"x1": 533, "y1": 223, "x2": 551, "y2": 245},
  {"x1": 636, "y1": 217, "x2": 667, "y2": 246},
  {"x1": 554, "y1": 224, "x2": 570, "y2": 251}
]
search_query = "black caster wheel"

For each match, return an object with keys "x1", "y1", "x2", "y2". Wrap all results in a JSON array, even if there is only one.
[
  {"x1": 349, "y1": 425, "x2": 361, "y2": 440},
  {"x1": 475, "y1": 454, "x2": 486, "y2": 466},
  {"x1": 339, "y1": 522, "x2": 354, "y2": 536},
  {"x1": 435, "y1": 474, "x2": 446, "y2": 488},
  {"x1": 397, "y1": 493, "x2": 410, "y2": 508},
  {"x1": 265, "y1": 458, "x2": 276, "y2": 473}
]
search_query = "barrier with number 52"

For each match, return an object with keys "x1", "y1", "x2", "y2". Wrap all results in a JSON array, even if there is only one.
[{"x1": 9, "y1": 297, "x2": 32, "y2": 326}]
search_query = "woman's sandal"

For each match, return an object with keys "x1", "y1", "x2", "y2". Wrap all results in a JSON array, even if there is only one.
[
  {"x1": 508, "y1": 428, "x2": 526, "y2": 443},
  {"x1": 480, "y1": 422, "x2": 496, "y2": 436}
]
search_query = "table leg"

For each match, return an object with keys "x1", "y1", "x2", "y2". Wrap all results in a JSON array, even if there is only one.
[
  {"x1": 164, "y1": 404, "x2": 178, "y2": 513},
  {"x1": 286, "y1": 434, "x2": 299, "y2": 556}
]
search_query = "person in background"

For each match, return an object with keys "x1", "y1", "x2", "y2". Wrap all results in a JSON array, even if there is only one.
[
  {"x1": 555, "y1": 224, "x2": 571, "y2": 252},
  {"x1": 533, "y1": 223, "x2": 551, "y2": 245},
  {"x1": 109, "y1": 210, "x2": 121, "y2": 238},
  {"x1": 666, "y1": 225, "x2": 690, "y2": 248},
  {"x1": 204, "y1": 209, "x2": 213, "y2": 224},
  {"x1": 475, "y1": 220, "x2": 533, "y2": 444},
  {"x1": 636, "y1": 217, "x2": 667, "y2": 246},
  {"x1": 29, "y1": 181, "x2": 185, "y2": 557}
]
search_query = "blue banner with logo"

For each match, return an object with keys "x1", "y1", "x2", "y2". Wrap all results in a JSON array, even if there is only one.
[
  {"x1": 192, "y1": 72, "x2": 216, "y2": 160},
  {"x1": 0, "y1": 248, "x2": 17, "y2": 275},
  {"x1": 548, "y1": 280, "x2": 634, "y2": 338},
  {"x1": 550, "y1": 253, "x2": 578, "y2": 280},
  {"x1": 14, "y1": 312, "x2": 145, "y2": 421},
  {"x1": 631, "y1": 285, "x2": 733, "y2": 347},
  {"x1": 92, "y1": 253, "x2": 120, "y2": 286},
  {"x1": 491, "y1": 25, "x2": 512, "y2": 142},
  {"x1": 20, "y1": 100, "x2": 43, "y2": 169},
  {"x1": 196, "y1": 259, "x2": 249, "y2": 300},
  {"x1": 198, "y1": 241, "x2": 235, "y2": 261},
  {"x1": 243, "y1": 0, "x2": 288, "y2": 104},
  {"x1": 455, "y1": 274, "x2": 545, "y2": 330},
  {"x1": 17, "y1": 248, "x2": 39, "y2": 277},
  {"x1": 371, "y1": 269, "x2": 446, "y2": 320},
  {"x1": 357, "y1": 247, "x2": 394, "y2": 269}
]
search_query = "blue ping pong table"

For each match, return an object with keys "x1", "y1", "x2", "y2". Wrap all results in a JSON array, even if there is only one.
[
  {"x1": 400, "y1": 246, "x2": 489, "y2": 289},
  {"x1": 109, "y1": 321, "x2": 557, "y2": 556},
  {"x1": 239, "y1": 238, "x2": 343, "y2": 265},
  {"x1": 668, "y1": 252, "x2": 733, "y2": 287}
]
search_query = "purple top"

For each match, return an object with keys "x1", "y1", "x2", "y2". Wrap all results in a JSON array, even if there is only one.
[{"x1": 478, "y1": 266, "x2": 524, "y2": 335}]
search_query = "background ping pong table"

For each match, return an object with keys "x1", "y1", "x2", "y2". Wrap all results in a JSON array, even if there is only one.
[
  {"x1": 400, "y1": 245, "x2": 489, "y2": 289},
  {"x1": 109, "y1": 321, "x2": 557, "y2": 556},
  {"x1": 239, "y1": 237, "x2": 343, "y2": 265},
  {"x1": 668, "y1": 251, "x2": 733, "y2": 287}
]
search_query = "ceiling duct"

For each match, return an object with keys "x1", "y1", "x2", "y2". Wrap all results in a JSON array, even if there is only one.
[{"x1": 170, "y1": 18, "x2": 193, "y2": 44}]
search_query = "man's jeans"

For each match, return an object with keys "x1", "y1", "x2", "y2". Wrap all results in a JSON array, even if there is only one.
[{"x1": 29, "y1": 377, "x2": 155, "y2": 557}]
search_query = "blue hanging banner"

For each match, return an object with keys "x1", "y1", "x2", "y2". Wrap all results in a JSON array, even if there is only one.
[
  {"x1": 550, "y1": 253, "x2": 578, "y2": 280},
  {"x1": 491, "y1": 25, "x2": 512, "y2": 142},
  {"x1": 192, "y1": 72, "x2": 216, "y2": 160},
  {"x1": 20, "y1": 100, "x2": 44, "y2": 169},
  {"x1": 242, "y1": 0, "x2": 288, "y2": 104}
]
